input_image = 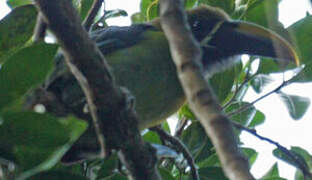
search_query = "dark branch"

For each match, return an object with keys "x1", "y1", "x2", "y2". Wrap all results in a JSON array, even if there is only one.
[
  {"x1": 150, "y1": 127, "x2": 199, "y2": 180},
  {"x1": 83, "y1": 0, "x2": 105, "y2": 31},
  {"x1": 34, "y1": 1, "x2": 160, "y2": 179}
]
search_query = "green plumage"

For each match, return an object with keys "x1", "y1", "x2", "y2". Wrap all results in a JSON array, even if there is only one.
[{"x1": 41, "y1": 5, "x2": 298, "y2": 162}]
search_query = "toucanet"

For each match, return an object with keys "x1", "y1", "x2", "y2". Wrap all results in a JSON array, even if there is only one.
[{"x1": 42, "y1": 5, "x2": 299, "y2": 162}]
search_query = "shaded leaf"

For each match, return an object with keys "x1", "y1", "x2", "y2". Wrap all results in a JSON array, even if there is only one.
[
  {"x1": 225, "y1": 102, "x2": 256, "y2": 126},
  {"x1": 241, "y1": 147, "x2": 258, "y2": 166},
  {"x1": 199, "y1": 0, "x2": 235, "y2": 15},
  {"x1": 251, "y1": 74, "x2": 274, "y2": 93},
  {"x1": 210, "y1": 63, "x2": 240, "y2": 103},
  {"x1": 273, "y1": 147, "x2": 310, "y2": 173},
  {"x1": 0, "y1": 5, "x2": 37, "y2": 62},
  {"x1": 0, "y1": 43, "x2": 57, "y2": 110},
  {"x1": 278, "y1": 93, "x2": 310, "y2": 120},
  {"x1": 0, "y1": 111, "x2": 87, "y2": 179},
  {"x1": 6, "y1": 0, "x2": 32, "y2": 8},
  {"x1": 181, "y1": 122, "x2": 214, "y2": 163},
  {"x1": 29, "y1": 171, "x2": 88, "y2": 180},
  {"x1": 159, "y1": 168, "x2": 175, "y2": 180},
  {"x1": 198, "y1": 167, "x2": 228, "y2": 180},
  {"x1": 96, "y1": 154, "x2": 119, "y2": 179},
  {"x1": 80, "y1": 0, "x2": 94, "y2": 21},
  {"x1": 143, "y1": 131, "x2": 162, "y2": 144}
]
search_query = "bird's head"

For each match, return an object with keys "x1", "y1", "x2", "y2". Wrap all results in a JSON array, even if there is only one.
[{"x1": 186, "y1": 5, "x2": 299, "y2": 71}]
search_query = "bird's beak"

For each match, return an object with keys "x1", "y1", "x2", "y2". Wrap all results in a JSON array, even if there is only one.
[{"x1": 205, "y1": 21, "x2": 300, "y2": 67}]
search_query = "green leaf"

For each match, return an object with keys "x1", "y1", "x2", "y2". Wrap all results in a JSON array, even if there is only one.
[
  {"x1": 248, "y1": 110, "x2": 265, "y2": 128},
  {"x1": 0, "y1": 43, "x2": 58, "y2": 110},
  {"x1": 273, "y1": 147, "x2": 310, "y2": 172},
  {"x1": 146, "y1": 0, "x2": 159, "y2": 20},
  {"x1": 159, "y1": 168, "x2": 175, "y2": 180},
  {"x1": 6, "y1": 0, "x2": 32, "y2": 8},
  {"x1": 210, "y1": 63, "x2": 240, "y2": 103},
  {"x1": 0, "y1": 5, "x2": 37, "y2": 62},
  {"x1": 96, "y1": 154, "x2": 119, "y2": 179},
  {"x1": 0, "y1": 111, "x2": 87, "y2": 179},
  {"x1": 181, "y1": 122, "x2": 214, "y2": 163},
  {"x1": 199, "y1": 0, "x2": 235, "y2": 15},
  {"x1": 80, "y1": 0, "x2": 94, "y2": 21},
  {"x1": 287, "y1": 15, "x2": 312, "y2": 82},
  {"x1": 244, "y1": 0, "x2": 279, "y2": 28},
  {"x1": 251, "y1": 74, "x2": 273, "y2": 93},
  {"x1": 178, "y1": 104, "x2": 197, "y2": 121},
  {"x1": 278, "y1": 92, "x2": 310, "y2": 120},
  {"x1": 225, "y1": 102, "x2": 256, "y2": 126},
  {"x1": 104, "y1": 9, "x2": 128, "y2": 20},
  {"x1": 241, "y1": 147, "x2": 258, "y2": 166},
  {"x1": 143, "y1": 131, "x2": 162, "y2": 144},
  {"x1": 29, "y1": 171, "x2": 88, "y2": 180},
  {"x1": 185, "y1": 0, "x2": 197, "y2": 9},
  {"x1": 140, "y1": 0, "x2": 155, "y2": 21},
  {"x1": 262, "y1": 163, "x2": 280, "y2": 178},
  {"x1": 290, "y1": 146, "x2": 312, "y2": 169},
  {"x1": 198, "y1": 167, "x2": 228, "y2": 180},
  {"x1": 131, "y1": 12, "x2": 145, "y2": 23}
]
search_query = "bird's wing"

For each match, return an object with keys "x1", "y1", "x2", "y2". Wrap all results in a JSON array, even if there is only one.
[{"x1": 91, "y1": 24, "x2": 157, "y2": 55}]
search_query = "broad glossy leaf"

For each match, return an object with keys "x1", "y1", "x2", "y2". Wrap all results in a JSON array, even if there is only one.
[
  {"x1": 0, "y1": 111, "x2": 87, "y2": 179},
  {"x1": 29, "y1": 171, "x2": 88, "y2": 180},
  {"x1": 0, "y1": 5, "x2": 37, "y2": 62},
  {"x1": 0, "y1": 43, "x2": 57, "y2": 110},
  {"x1": 278, "y1": 92, "x2": 310, "y2": 120},
  {"x1": 147, "y1": 1, "x2": 158, "y2": 20},
  {"x1": 6, "y1": 0, "x2": 32, "y2": 8}
]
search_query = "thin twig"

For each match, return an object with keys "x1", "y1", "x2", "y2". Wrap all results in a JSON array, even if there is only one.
[
  {"x1": 150, "y1": 127, "x2": 200, "y2": 180},
  {"x1": 83, "y1": 0, "x2": 105, "y2": 31},
  {"x1": 223, "y1": 73, "x2": 257, "y2": 110},
  {"x1": 33, "y1": 13, "x2": 47, "y2": 42},
  {"x1": 227, "y1": 80, "x2": 288, "y2": 117},
  {"x1": 233, "y1": 122, "x2": 312, "y2": 178}
]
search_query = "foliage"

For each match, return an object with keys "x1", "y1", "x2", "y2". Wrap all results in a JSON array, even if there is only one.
[{"x1": 1, "y1": 0, "x2": 312, "y2": 179}]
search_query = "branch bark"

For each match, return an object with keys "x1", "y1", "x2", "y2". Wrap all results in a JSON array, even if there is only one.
[
  {"x1": 158, "y1": 0, "x2": 255, "y2": 179},
  {"x1": 34, "y1": 1, "x2": 161, "y2": 179}
]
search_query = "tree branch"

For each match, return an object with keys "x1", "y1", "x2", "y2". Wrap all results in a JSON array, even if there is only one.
[
  {"x1": 34, "y1": 1, "x2": 161, "y2": 179},
  {"x1": 233, "y1": 122, "x2": 312, "y2": 178},
  {"x1": 150, "y1": 127, "x2": 199, "y2": 180},
  {"x1": 83, "y1": 0, "x2": 104, "y2": 31},
  {"x1": 158, "y1": 0, "x2": 255, "y2": 179},
  {"x1": 33, "y1": 13, "x2": 47, "y2": 42}
]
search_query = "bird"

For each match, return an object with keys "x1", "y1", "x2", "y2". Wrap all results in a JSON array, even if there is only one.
[{"x1": 41, "y1": 5, "x2": 299, "y2": 163}]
